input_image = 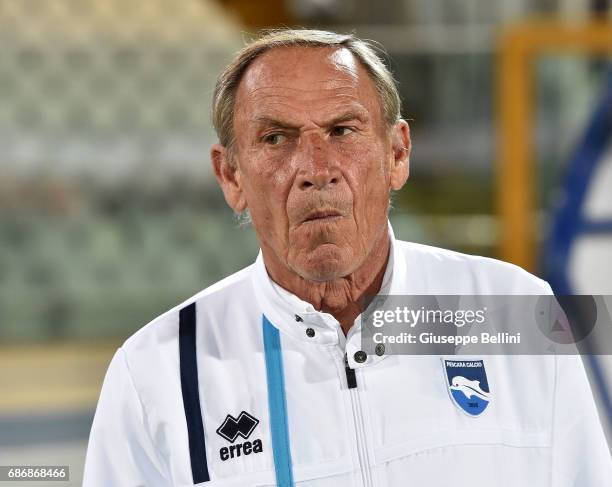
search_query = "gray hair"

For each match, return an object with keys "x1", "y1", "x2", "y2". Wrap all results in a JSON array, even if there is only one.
[{"x1": 212, "y1": 29, "x2": 402, "y2": 150}]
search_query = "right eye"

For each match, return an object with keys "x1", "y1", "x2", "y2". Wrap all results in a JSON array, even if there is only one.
[{"x1": 263, "y1": 133, "x2": 286, "y2": 145}]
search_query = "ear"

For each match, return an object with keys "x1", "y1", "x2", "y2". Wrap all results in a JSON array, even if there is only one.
[
  {"x1": 211, "y1": 143, "x2": 247, "y2": 213},
  {"x1": 389, "y1": 119, "x2": 411, "y2": 191}
]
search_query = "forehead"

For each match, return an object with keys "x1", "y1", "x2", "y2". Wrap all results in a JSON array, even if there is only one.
[{"x1": 233, "y1": 45, "x2": 381, "y2": 122}]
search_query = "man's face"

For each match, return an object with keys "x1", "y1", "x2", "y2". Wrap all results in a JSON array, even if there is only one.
[{"x1": 213, "y1": 46, "x2": 409, "y2": 282}]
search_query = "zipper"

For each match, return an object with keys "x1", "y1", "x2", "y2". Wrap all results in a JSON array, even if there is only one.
[
  {"x1": 345, "y1": 352, "x2": 357, "y2": 389},
  {"x1": 344, "y1": 353, "x2": 374, "y2": 487}
]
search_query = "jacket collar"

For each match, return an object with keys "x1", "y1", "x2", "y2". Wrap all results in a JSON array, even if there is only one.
[{"x1": 252, "y1": 222, "x2": 405, "y2": 367}]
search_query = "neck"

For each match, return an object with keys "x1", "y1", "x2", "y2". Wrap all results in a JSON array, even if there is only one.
[{"x1": 263, "y1": 229, "x2": 391, "y2": 336}]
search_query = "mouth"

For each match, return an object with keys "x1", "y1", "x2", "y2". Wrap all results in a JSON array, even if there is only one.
[{"x1": 302, "y1": 209, "x2": 344, "y2": 224}]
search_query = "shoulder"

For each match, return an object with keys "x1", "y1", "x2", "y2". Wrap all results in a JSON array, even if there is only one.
[
  {"x1": 110, "y1": 263, "x2": 257, "y2": 405},
  {"x1": 395, "y1": 240, "x2": 552, "y2": 295},
  {"x1": 97, "y1": 263, "x2": 258, "y2": 421},
  {"x1": 121, "y1": 262, "x2": 256, "y2": 358}
]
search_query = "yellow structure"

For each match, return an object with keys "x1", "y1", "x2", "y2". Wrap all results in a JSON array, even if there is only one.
[
  {"x1": 0, "y1": 343, "x2": 118, "y2": 414},
  {"x1": 497, "y1": 19, "x2": 612, "y2": 272}
]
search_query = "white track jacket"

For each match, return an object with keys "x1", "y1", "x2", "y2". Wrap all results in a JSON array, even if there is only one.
[{"x1": 83, "y1": 225, "x2": 612, "y2": 486}]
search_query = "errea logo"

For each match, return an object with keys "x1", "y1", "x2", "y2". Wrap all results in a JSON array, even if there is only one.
[{"x1": 216, "y1": 411, "x2": 263, "y2": 461}]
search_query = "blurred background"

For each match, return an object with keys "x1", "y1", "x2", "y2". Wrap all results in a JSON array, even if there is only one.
[{"x1": 0, "y1": 0, "x2": 611, "y2": 484}]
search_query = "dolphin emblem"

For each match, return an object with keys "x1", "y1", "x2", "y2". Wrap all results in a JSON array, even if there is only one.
[{"x1": 450, "y1": 376, "x2": 490, "y2": 401}]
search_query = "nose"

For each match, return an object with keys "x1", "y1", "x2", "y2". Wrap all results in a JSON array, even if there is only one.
[{"x1": 294, "y1": 134, "x2": 341, "y2": 191}]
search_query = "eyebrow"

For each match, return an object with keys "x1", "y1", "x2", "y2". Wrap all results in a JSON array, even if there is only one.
[
  {"x1": 251, "y1": 110, "x2": 369, "y2": 130},
  {"x1": 251, "y1": 116, "x2": 299, "y2": 130},
  {"x1": 328, "y1": 110, "x2": 369, "y2": 126}
]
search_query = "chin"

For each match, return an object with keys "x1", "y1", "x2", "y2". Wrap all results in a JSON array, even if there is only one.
[{"x1": 296, "y1": 244, "x2": 353, "y2": 282}]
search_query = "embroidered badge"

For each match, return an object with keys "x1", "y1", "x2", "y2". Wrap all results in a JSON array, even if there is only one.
[{"x1": 443, "y1": 359, "x2": 491, "y2": 416}]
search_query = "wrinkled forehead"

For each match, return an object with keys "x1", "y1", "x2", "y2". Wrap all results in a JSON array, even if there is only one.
[
  {"x1": 243, "y1": 45, "x2": 359, "y2": 86},
  {"x1": 234, "y1": 45, "x2": 381, "y2": 120}
]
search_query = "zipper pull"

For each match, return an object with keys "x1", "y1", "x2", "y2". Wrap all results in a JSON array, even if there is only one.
[{"x1": 344, "y1": 353, "x2": 357, "y2": 389}]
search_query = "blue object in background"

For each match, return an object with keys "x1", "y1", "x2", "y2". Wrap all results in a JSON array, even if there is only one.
[{"x1": 545, "y1": 68, "x2": 612, "y2": 434}]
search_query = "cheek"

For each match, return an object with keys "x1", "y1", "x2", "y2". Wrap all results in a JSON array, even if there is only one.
[
  {"x1": 346, "y1": 144, "x2": 390, "y2": 212},
  {"x1": 241, "y1": 152, "x2": 294, "y2": 216}
]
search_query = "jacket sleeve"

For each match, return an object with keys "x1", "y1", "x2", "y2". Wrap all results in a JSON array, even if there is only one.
[
  {"x1": 83, "y1": 348, "x2": 169, "y2": 487},
  {"x1": 551, "y1": 353, "x2": 612, "y2": 486}
]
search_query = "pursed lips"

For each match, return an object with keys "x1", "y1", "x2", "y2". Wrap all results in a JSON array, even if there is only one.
[{"x1": 302, "y1": 208, "x2": 344, "y2": 223}]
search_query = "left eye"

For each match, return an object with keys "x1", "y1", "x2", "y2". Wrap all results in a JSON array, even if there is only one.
[{"x1": 330, "y1": 126, "x2": 353, "y2": 136}]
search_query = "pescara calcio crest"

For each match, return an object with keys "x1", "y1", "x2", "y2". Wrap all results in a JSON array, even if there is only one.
[{"x1": 443, "y1": 359, "x2": 491, "y2": 416}]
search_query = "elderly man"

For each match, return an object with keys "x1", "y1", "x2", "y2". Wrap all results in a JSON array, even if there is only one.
[{"x1": 83, "y1": 29, "x2": 611, "y2": 486}]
